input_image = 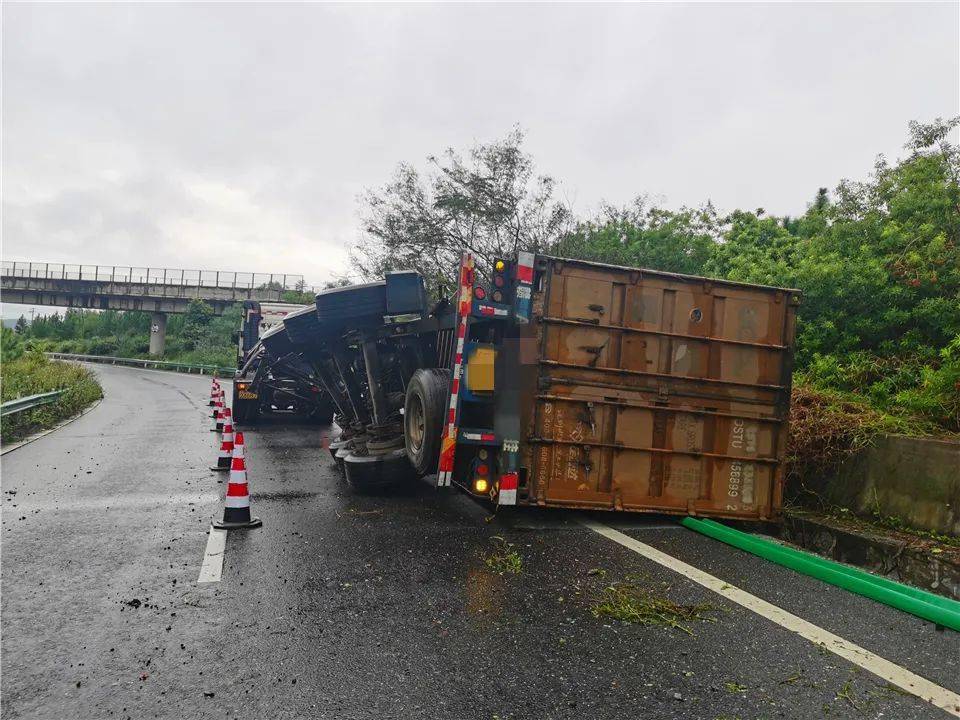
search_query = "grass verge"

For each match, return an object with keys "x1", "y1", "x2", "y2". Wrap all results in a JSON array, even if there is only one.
[{"x1": 1, "y1": 352, "x2": 103, "y2": 444}]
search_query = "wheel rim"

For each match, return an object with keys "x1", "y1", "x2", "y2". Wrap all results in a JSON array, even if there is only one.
[{"x1": 407, "y1": 394, "x2": 425, "y2": 454}]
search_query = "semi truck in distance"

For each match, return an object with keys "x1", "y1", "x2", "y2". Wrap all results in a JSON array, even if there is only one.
[{"x1": 300, "y1": 252, "x2": 801, "y2": 522}]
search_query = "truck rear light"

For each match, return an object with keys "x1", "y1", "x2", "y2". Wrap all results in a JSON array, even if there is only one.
[
  {"x1": 473, "y1": 477, "x2": 489, "y2": 493},
  {"x1": 476, "y1": 463, "x2": 489, "y2": 476},
  {"x1": 491, "y1": 290, "x2": 503, "y2": 303},
  {"x1": 474, "y1": 286, "x2": 486, "y2": 300}
]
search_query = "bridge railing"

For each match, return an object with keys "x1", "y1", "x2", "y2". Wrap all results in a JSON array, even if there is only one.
[{"x1": 1, "y1": 261, "x2": 306, "y2": 292}]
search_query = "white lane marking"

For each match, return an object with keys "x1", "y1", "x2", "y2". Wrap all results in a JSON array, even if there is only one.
[
  {"x1": 197, "y1": 527, "x2": 227, "y2": 584},
  {"x1": 583, "y1": 518, "x2": 960, "y2": 718}
]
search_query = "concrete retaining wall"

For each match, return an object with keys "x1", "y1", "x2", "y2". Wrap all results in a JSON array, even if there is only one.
[{"x1": 800, "y1": 435, "x2": 960, "y2": 536}]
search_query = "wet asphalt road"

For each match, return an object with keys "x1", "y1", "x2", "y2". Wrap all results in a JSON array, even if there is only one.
[{"x1": 2, "y1": 364, "x2": 958, "y2": 720}]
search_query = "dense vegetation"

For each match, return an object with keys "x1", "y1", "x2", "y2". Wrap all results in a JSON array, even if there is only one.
[
  {"x1": 0, "y1": 332, "x2": 103, "y2": 443},
  {"x1": 355, "y1": 118, "x2": 960, "y2": 434},
  {"x1": 15, "y1": 300, "x2": 243, "y2": 369}
]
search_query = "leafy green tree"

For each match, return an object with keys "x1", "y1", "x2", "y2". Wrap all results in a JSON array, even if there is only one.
[
  {"x1": 551, "y1": 197, "x2": 720, "y2": 275},
  {"x1": 13, "y1": 315, "x2": 28, "y2": 334},
  {"x1": 354, "y1": 127, "x2": 571, "y2": 296}
]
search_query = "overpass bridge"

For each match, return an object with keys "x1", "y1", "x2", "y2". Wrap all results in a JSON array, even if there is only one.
[{"x1": 1, "y1": 261, "x2": 308, "y2": 355}]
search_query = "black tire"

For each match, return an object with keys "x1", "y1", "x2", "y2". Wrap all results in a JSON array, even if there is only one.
[
  {"x1": 328, "y1": 438, "x2": 348, "y2": 463},
  {"x1": 403, "y1": 368, "x2": 451, "y2": 476},
  {"x1": 315, "y1": 281, "x2": 387, "y2": 326},
  {"x1": 343, "y1": 447, "x2": 416, "y2": 493}
]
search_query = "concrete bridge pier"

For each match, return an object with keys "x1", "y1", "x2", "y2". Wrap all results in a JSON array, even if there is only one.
[{"x1": 149, "y1": 312, "x2": 167, "y2": 356}]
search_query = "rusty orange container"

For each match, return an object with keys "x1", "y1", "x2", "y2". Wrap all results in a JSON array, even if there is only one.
[{"x1": 516, "y1": 256, "x2": 800, "y2": 520}]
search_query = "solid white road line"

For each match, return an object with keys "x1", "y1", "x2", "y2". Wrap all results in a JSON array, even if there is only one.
[
  {"x1": 197, "y1": 527, "x2": 227, "y2": 584},
  {"x1": 583, "y1": 518, "x2": 960, "y2": 718}
]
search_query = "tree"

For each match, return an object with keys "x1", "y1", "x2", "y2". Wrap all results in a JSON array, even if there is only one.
[
  {"x1": 352, "y1": 127, "x2": 572, "y2": 296},
  {"x1": 13, "y1": 315, "x2": 28, "y2": 334},
  {"x1": 551, "y1": 196, "x2": 720, "y2": 275}
]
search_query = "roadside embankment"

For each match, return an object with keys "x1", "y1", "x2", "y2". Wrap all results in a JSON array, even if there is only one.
[{"x1": 0, "y1": 352, "x2": 103, "y2": 444}]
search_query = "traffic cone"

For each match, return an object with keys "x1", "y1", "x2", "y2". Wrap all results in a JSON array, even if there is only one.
[
  {"x1": 211, "y1": 399, "x2": 223, "y2": 432},
  {"x1": 222, "y1": 410, "x2": 234, "y2": 449},
  {"x1": 211, "y1": 434, "x2": 232, "y2": 471},
  {"x1": 208, "y1": 379, "x2": 219, "y2": 406},
  {"x1": 213, "y1": 432, "x2": 261, "y2": 529},
  {"x1": 211, "y1": 410, "x2": 234, "y2": 470}
]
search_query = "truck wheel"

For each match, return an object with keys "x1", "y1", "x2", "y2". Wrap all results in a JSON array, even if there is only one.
[
  {"x1": 403, "y1": 368, "x2": 451, "y2": 476},
  {"x1": 343, "y1": 447, "x2": 415, "y2": 493}
]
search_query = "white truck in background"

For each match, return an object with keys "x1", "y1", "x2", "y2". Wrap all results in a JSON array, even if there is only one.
[{"x1": 235, "y1": 300, "x2": 307, "y2": 367}]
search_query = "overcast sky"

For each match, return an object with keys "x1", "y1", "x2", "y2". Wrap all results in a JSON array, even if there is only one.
[{"x1": 3, "y1": 2, "x2": 958, "y2": 296}]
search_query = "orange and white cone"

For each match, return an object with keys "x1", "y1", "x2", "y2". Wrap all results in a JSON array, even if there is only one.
[
  {"x1": 211, "y1": 413, "x2": 235, "y2": 471},
  {"x1": 214, "y1": 432, "x2": 261, "y2": 529},
  {"x1": 211, "y1": 398, "x2": 223, "y2": 431},
  {"x1": 222, "y1": 410, "x2": 234, "y2": 446},
  {"x1": 208, "y1": 379, "x2": 219, "y2": 406}
]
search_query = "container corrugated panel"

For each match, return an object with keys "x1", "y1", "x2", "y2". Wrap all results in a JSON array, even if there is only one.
[{"x1": 520, "y1": 256, "x2": 800, "y2": 520}]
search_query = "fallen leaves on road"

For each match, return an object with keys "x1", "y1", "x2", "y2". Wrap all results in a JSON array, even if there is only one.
[
  {"x1": 483, "y1": 537, "x2": 522, "y2": 576},
  {"x1": 591, "y1": 582, "x2": 718, "y2": 635}
]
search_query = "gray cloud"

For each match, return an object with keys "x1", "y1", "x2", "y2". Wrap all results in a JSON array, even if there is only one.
[{"x1": 3, "y1": 2, "x2": 958, "y2": 288}]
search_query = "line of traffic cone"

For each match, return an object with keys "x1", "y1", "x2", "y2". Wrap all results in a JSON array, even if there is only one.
[
  {"x1": 208, "y1": 378, "x2": 219, "y2": 406},
  {"x1": 213, "y1": 431, "x2": 261, "y2": 529}
]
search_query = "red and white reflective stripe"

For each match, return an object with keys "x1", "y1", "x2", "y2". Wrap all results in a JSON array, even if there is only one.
[
  {"x1": 477, "y1": 305, "x2": 509, "y2": 317},
  {"x1": 229, "y1": 455, "x2": 247, "y2": 485},
  {"x1": 437, "y1": 252, "x2": 474, "y2": 487},
  {"x1": 516, "y1": 251, "x2": 534, "y2": 284},
  {"x1": 461, "y1": 431, "x2": 495, "y2": 442},
  {"x1": 498, "y1": 472, "x2": 518, "y2": 506},
  {"x1": 224, "y1": 488, "x2": 250, "y2": 508}
]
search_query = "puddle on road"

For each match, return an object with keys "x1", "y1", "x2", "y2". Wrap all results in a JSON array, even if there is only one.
[{"x1": 464, "y1": 567, "x2": 504, "y2": 621}]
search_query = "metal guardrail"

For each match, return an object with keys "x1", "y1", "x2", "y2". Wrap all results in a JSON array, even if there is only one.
[
  {"x1": 1, "y1": 390, "x2": 66, "y2": 417},
  {"x1": 47, "y1": 353, "x2": 235, "y2": 377},
  {"x1": 2, "y1": 261, "x2": 309, "y2": 293}
]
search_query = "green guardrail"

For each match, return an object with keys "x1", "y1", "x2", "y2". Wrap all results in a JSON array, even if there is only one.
[
  {"x1": 0, "y1": 390, "x2": 66, "y2": 417},
  {"x1": 46, "y1": 353, "x2": 234, "y2": 377},
  {"x1": 681, "y1": 516, "x2": 960, "y2": 631}
]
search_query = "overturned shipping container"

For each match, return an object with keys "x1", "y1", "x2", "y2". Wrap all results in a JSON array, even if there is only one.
[{"x1": 514, "y1": 256, "x2": 799, "y2": 519}]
